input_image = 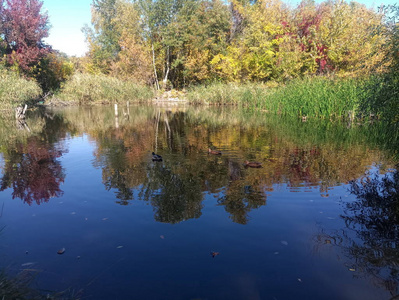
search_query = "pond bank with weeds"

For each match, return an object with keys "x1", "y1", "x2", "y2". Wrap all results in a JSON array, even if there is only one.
[
  {"x1": 1, "y1": 72, "x2": 397, "y2": 124},
  {"x1": 186, "y1": 77, "x2": 367, "y2": 121}
]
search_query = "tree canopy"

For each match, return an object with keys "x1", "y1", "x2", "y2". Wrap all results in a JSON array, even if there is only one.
[
  {"x1": 83, "y1": 0, "x2": 393, "y2": 88},
  {"x1": 0, "y1": 0, "x2": 50, "y2": 71}
]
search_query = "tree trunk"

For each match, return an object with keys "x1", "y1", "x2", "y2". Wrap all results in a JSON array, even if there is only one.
[
  {"x1": 152, "y1": 43, "x2": 160, "y2": 90},
  {"x1": 163, "y1": 46, "x2": 170, "y2": 89}
]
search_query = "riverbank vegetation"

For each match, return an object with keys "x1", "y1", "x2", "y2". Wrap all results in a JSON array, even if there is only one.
[
  {"x1": 0, "y1": 67, "x2": 41, "y2": 110},
  {"x1": 57, "y1": 73, "x2": 154, "y2": 104},
  {"x1": 186, "y1": 77, "x2": 364, "y2": 120},
  {"x1": 0, "y1": 0, "x2": 397, "y2": 122}
]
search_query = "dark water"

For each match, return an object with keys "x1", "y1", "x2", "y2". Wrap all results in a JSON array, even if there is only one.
[{"x1": 0, "y1": 105, "x2": 398, "y2": 299}]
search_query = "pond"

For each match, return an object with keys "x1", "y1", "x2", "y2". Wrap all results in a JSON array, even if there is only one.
[{"x1": 0, "y1": 105, "x2": 398, "y2": 299}]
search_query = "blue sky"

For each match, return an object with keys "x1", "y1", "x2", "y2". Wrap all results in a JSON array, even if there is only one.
[
  {"x1": 42, "y1": 0, "x2": 397, "y2": 57},
  {"x1": 43, "y1": 0, "x2": 92, "y2": 57}
]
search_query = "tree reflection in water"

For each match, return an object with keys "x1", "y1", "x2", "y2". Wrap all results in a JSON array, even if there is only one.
[
  {"x1": 0, "y1": 111, "x2": 68, "y2": 205},
  {"x1": 0, "y1": 137, "x2": 66, "y2": 205},
  {"x1": 139, "y1": 163, "x2": 203, "y2": 223},
  {"x1": 315, "y1": 167, "x2": 399, "y2": 298}
]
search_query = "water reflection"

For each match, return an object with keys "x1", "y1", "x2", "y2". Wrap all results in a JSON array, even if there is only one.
[
  {"x1": 140, "y1": 163, "x2": 203, "y2": 223},
  {"x1": 0, "y1": 136, "x2": 66, "y2": 205},
  {"x1": 0, "y1": 106, "x2": 396, "y2": 213},
  {"x1": 314, "y1": 167, "x2": 399, "y2": 298},
  {"x1": 0, "y1": 105, "x2": 398, "y2": 299}
]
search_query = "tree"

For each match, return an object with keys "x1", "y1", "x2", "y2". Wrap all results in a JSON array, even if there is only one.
[
  {"x1": 211, "y1": 0, "x2": 286, "y2": 82},
  {"x1": 112, "y1": 0, "x2": 152, "y2": 83},
  {"x1": 83, "y1": 0, "x2": 121, "y2": 74},
  {"x1": 0, "y1": 0, "x2": 50, "y2": 72}
]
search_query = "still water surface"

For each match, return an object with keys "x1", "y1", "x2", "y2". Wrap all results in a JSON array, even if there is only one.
[{"x1": 0, "y1": 105, "x2": 398, "y2": 299}]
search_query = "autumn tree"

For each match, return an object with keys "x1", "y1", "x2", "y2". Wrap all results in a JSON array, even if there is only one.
[
  {"x1": 83, "y1": 0, "x2": 121, "y2": 74},
  {"x1": 211, "y1": 0, "x2": 286, "y2": 82},
  {"x1": 112, "y1": 0, "x2": 152, "y2": 83},
  {"x1": 180, "y1": 0, "x2": 232, "y2": 84},
  {"x1": 0, "y1": 0, "x2": 50, "y2": 72}
]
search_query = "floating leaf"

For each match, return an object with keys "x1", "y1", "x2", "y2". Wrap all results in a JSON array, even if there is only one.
[
  {"x1": 349, "y1": 268, "x2": 356, "y2": 272},
  {"x1": 211, "y1": 251, "x2": 220, "y2": 258},
  {"x1": 57, "y1": 248, "x2": 65, "y2": 255}
]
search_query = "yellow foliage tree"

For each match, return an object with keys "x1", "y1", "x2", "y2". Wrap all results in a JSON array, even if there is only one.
[{"x1": 111, "y1": 0, "x2": 152, "y2": 83}]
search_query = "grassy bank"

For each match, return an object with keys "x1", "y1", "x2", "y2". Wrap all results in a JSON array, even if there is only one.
[
  {"x1": 1, "y1": 68, "x2": 397, "y2": 124},
  {"x1": 0, "y1": 67, "x2": 41, "y2": 110},
  {"x1": 187, "y1": 77, "x2": 366, "y2": 120},
  {"x1": 56, "y1": 73, "x2": 155, "y2": 104}
]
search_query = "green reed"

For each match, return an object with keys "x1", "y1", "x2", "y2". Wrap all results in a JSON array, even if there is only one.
[
  {"x1": 57, "y1": 73, "x2": 155, "y2": 104},
  {"x1": 0, "y1": 67, "x2": 41, "y2": 109},
  {"x1": 186, "y1": 77, "x2": 366, "y2": 120}
]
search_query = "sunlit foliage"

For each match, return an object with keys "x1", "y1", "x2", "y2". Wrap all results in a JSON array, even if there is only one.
[
  {"x1": 0, "y1": 0, "x2": 50, "y2": 72},
  {"x1": 83, "y1": 0, "x2": 391, "y2": 87}
]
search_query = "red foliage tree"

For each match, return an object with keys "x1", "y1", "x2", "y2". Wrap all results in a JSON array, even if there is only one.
[{"x1": 0, "y1": 0, "x2": 50, "y2": 71}]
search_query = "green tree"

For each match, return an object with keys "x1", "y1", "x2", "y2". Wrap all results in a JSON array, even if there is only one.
[{"x1": 83, "y1": 0, "x2": 121, "y2": 74}]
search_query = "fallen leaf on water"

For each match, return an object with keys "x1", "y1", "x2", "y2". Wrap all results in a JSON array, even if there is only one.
[
  {"x1": 57, "y1": 248, "x2": 65, "y2": 255},
  {"x1": 349, "y1": 268, "x2": 356, "y2": 272},
  {"x1": 281, "y1": 241, "x2": 288, "y2": 246},
  {"x1": 211, "y1": 251, "x2": 220, "y2": 258}
]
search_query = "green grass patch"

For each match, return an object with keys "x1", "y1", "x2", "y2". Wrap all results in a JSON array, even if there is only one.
[
  {"x1": 0, "y1": 67, "x2": 42, "y2": 110},
  {"x1": 57, "y1": 73, "x2": 155, "y2": 104}
]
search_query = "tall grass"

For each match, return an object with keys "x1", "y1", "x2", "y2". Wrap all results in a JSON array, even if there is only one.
[
  {"x1": 0, "y1": 67, "x2": 41, "y2": 109},
  {"x1": 57, "y1": 73, "x2": 155, "y2": 104},
  {"x1": 361, "y1": 73, "x2": 399, "y2": 124},
  {"x1": 263, "y1": 77, "x2": 363, "y2": 119},
  {"x1": 186, "y1": 82, "x2": 273, "y2": 106},
  {"x1": 187, "y1": 77, "x2": 365, "y2": 120}
]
